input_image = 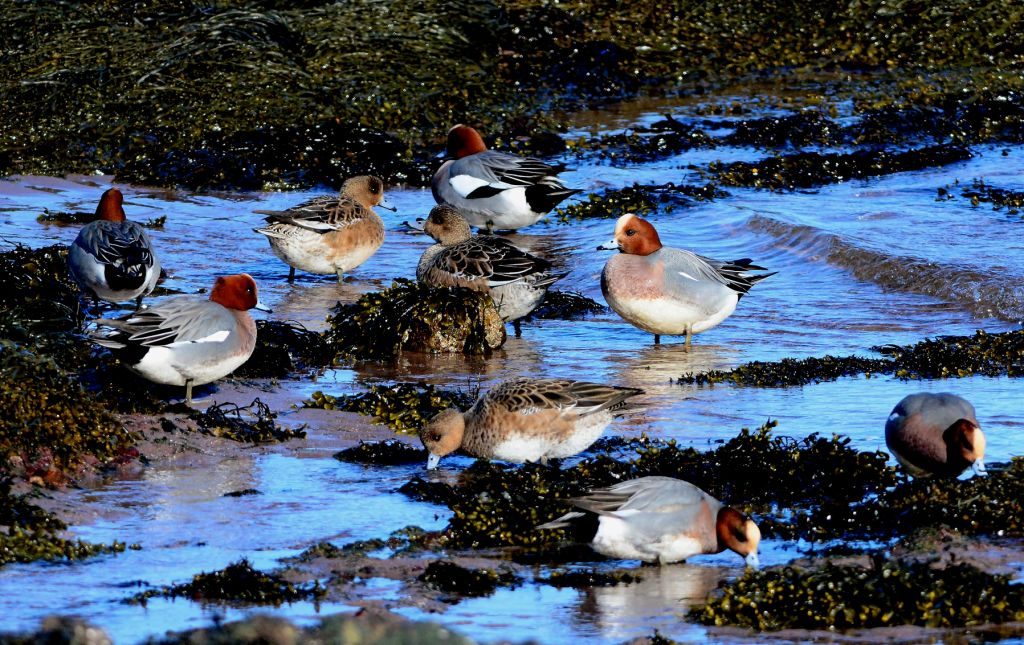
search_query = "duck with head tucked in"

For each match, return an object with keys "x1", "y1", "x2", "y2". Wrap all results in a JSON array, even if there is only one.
[
  {"x1": 419, "y1": 377, "x2": 643, "y2": 469},
  {"x1": 885, "y1": 392, "x2": 986, "y2": 478},
  {"x1": 599, "y1": 213, "x2": 775, "y2": 345},
  {"x1": 68, "y1": 187, "x2": 161, "y2": 308},
  {"x1": 416, "y1": 204, "x2": 567, "y2": 336},
  {"x1": 537, "y1": 476, "x2": 761, "y2": 566},
  {"x1": 253, "y1": 175, "x2": 392, "y2": 281},
  {"x1": 432, "y1": 124, "x2": 582, "y2": 231},
  {"x1": 91, "y1": 273, "x2": 271, "y2": 404}
]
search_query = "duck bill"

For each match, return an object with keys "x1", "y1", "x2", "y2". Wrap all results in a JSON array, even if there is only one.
[
  {"x1": 744, "y1": 552, "x2": 760, "y2": 568},
  {"x1": 597, "y1": 239, "x2": 619, "y2": 251},
  {"x1": 254, "y1": 300, "x2": 273, "y2": 313},
  {"x1": 426, "y1": 453, "x2": 442, "y2": 470},
  {"x1": 972, "y1": 459, "x2": 987, "y2": 476},
  {"x1": 377, "y1": 197, "x2": 397, "y2": 212},
  {"x1": 405, "y1": 218, "x2": 427, "y2": 232}
]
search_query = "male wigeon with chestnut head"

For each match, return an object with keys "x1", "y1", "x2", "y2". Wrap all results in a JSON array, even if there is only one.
[
  {"x1": 254, "y1": 175, "x2": 393, "y2": 281},
  {"x1": 68, "y1": 187, "x2": 161, "y2": 308},
  {"x1": 598, "y1": 213, "x2": 775, "y2": 345},
  {"x1": 538, "y1": 476, "x2": 761, "y2": 567},
  {"x1": 885, "y1": 392, "x2": 986, "y2": 478},
  {"x1": 431, "y1": 124, "x2": 582, "y2": 231},
  {"x1": 92, "y1": 273, "x2": 271, "y2": 404}
]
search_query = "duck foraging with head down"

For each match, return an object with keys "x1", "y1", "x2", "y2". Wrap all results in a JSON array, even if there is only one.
[
  {"x1": 885, "y1": 392, "x2": 986, "y2": 478},
  {"x1": 537, "y1": 476, "x2": 760, "y2": 566},
  {"x1": 68, "y1": 187, "x2": 161, "y2": 308},
  {"x1": 419, "y1": 377, "x2": 643, "y2": 469},
  {"x1": 91, "y1": 273, "x2": 271, "y2": 404},
  {"x1": 432, "y1": 124, "x2": 582, "y2": 231},
  {"x1": 599, "y1": 213, "x2": 775, "y2": 345},
  {"x1": 416, "y1": 204, "x2": 567, "y2": 336},
  {"x1": 254, "y1": 175, "x2": 392, "y2": 281}
]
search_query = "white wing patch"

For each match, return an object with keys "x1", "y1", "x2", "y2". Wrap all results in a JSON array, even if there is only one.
[
  {"x1": 678, "y1": 271, "x2": 699, "y2": 281},
  {"x1": 177, "y1": 330, "x2": 231, "y2": 345},
  {"x1": 450, "y1": 174, "x2": 514, "y2": 198}
]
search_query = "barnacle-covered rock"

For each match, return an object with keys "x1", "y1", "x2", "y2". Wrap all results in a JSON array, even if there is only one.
[{"x1": 326, "y1": 279, "x2": 505, "y2": 359}]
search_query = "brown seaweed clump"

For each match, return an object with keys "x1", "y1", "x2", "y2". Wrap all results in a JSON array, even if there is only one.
[
  {"x1": 0, "y1": 342, "x2": 135, "y2": 483},
  {"x1": 692, "y1": 558, "x2": 1024, "y2": 630},
  {"x1": 307, "y1": 382, "x2": 475, "y2": 433},
  {"x1": 0, "y1": 479, "x2": 131, "y2": 567},
  {"x1": 325, "y1": 279, "x2": 505, "y2": 359},
  {"x1": 418, "y1": 560, "x2": 517, "y2": 599},
  {"x1": 334, "y1": 440, "x2": 427, "y2": 466},
  {"x1": 235, "y1": 320, "x2": 333, "y2": 378},
  {"x1": 958, "y1": 179, "x2": 1024, "y2": 215},
  {"x1": 679, "y1": 329, "x2": 1024, "y2": 386},
  {"x1": 554, "y1": 183, "x2": 724, "y2": 223},
  {"x1": 710, "y1": 145, "x2": 972, "y2": 191},
  {"x1": 189, "y1": 399, "x2": 306, "y2": 444},
  {"x1": 569, "y1": 115, "x2": 716, "y2": 163},
  {"x1": 129, "y1": 558, "x2": 324, "y2": 606},
  {"x1": 521, "y1": 290, "x2": 606, "y2": 321}
]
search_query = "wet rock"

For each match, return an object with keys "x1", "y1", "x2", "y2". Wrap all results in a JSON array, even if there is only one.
[
  {"x1": 223, "y1": 489, "x2": 261, "y2": 497},
  {"x1": 129, "y1": 558, "x2": 324, "y2": 606},
  {"x1": 0, "y1": 616, "x2": 113, "y2": 645},
  {"x1": 189, "y1": 399, "x2": 305, "y2": 444},
  {"x1": 326, "y1": 279, "x2": 505, "y2": 359},
  {"x1": 536, "y1": 568, "x2": 642, "y2": 588},
  {"x1": 692, "y1": 557, "x2": 1024, "y2": 630},
  {"x1": 235, "y1": 320, "x2": 332, "y2": 378},
  {"x1": 711, "y1": 145, "x2": 972, "y2": 190},
  {"x1": 417, "y1": 560, "x2": 517, "y2": 599},
  {"x1": 334, "y1": 440, "x2": 427, "y2": 466},
  {"x1": 307, "y1": 382, "x2": 475, "y2": 433}
]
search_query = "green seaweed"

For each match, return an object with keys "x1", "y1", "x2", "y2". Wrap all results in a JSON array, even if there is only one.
[
  {"x1": 189, "y1": 399, "x2": 306, "y2": 444},
  {"x1": 129, "y1": 558, "x2": 325, "y2": 606},
  {"x1": 308, "y1": 382, "x2": 475, "y2": 433},
  {"x1": 325, "y1": 279, "x2": 505, "y2": 359},
  {"x1": 692, "y1": 557, "x2": 1024, "y2": 630}
]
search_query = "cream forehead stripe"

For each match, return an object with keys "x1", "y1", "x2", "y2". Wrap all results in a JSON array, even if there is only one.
[{"x1": 614, "y1": 213, "x2": 637, "y2": 235}]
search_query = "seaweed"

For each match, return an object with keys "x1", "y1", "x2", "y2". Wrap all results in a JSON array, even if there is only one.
[
  {"x1": 235, "y1": 320, "x2": 332, "y2": 378},
  {"x1": 128, "y1": 558, "x2": 324, "y2": 606},
  {"x1": 692, "y1": 557, "x2": 1024, "y2": 630},
  {"x1": 536, "y1": 568, "x2": 642, "y2": 588},
  {"x1": 959, "y1": 179, "x2": 1024, "y2": 215},
  {"x1": 308, "y1": 382, "x2": 475, "y2": 433},
  {"x1": 679, "y1": 329, "x2": 1024, "y2": 386},
  {"x1": 189, "y1": 399, "x2": 306, "y2": 444},
  {"x1": 554, "y1": 183, "x2": 723, "y2": 223},
  {"x1": 334, "y1": 440, "x2": 428, "y2": 465},
  {"x1": 417, "y1": 560, "x2": 517, "y2": 598},
  {"x1": 325, "y1": 279, "x2": 505, "y2": 359},
  {"x1": 725, "y1": 111, "x2": 840, "y2": 148},
  {"x1": 522, "y1": 290, "x2": 606, "y2": 321},
  {"x1": 37, "y1": 210, "x2": 167, "y2": 229}
]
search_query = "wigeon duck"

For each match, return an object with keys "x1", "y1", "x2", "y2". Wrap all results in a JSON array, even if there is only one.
[
  {"x1": 432, "y1": 124, "x2": 582, "y2": 231},
  {"x1": 67, "y1": 187, "x2": 161, "y2": 307},
  {"x1": 253, "y1": 175, "x2": 392, "y2": 281},
  {"x1": 537, "y1": 476, "x2": 761, "y2": 566},
  {"x1": 92, "y1": 273, "x2": 271, "y2": 404},
  {"x1": 599, "y1": 213, "x2": 775, "y2": 345},
  {"x1": 885, "y1": 392, "x2": 987, "y2": 478},
  {"x1": 419, "y1": 377, "x2": 643, "y2": 469},
  {"x1": 416, "y1": 205, "x2": 567, "y2": 336}
]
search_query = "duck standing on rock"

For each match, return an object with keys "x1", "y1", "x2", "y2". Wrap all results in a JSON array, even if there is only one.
[
  {"x1": 885, "y1": 392, "x2": 987, "y2": 478},
  {"x1": 432, "y1": 124, "x2": 582, "y2": 231},
  {"x1": 416, "y1": 204, "x2": 567, "y2": 336},
  {"x1": 419, "y1": 377, "x2": 643, "y2": 469},
  {"x1": 599, "y1": 213, "x2": 775, "y2": 345},
  {"x1": 537, "y1": 476, "x2": 761, "y2": 566},
  {"x1": 253, "y1": 175, "x2": 392, "y2": 281},
  {"x1": 91, "y1": 273, "x2": 271, "y2": 404},
  {"x1": 68, "y1": 187, "x2": 161, "y2": 308}
]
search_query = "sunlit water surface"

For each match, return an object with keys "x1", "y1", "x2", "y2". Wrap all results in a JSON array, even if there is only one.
[{"x1": 1, "y1": 100, "x2": 1023, "y2": 643}]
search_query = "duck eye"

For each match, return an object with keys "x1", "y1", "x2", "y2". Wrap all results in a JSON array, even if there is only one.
[
  {"x1": 430, "y1": 433, "x2": 442, "y2": 442},
  {"x1": 626, "y1": 229, "x2": 637, "y2": 236}
]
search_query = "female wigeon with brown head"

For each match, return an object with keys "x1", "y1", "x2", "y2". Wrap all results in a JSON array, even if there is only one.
[
  {"x1": 598, "y1": 213, "x2": 775, "y2": 345},
  {"x1": 68, "y1": 187, "x2": 161, "y2": 307},
  {"x1": 254, "y1": 175, "x2": 393, "y2": 281},
  {"x1": 92, "y1": 273, "x2": 271, "y2": 404},
  {"x1": 432, "y1": 124, "x2": 582, "y2": 231},
  {"x1": 538, "y1": 476, "x2": 761, "y2": 566},
  {"x1": 885, "y1": 392, "x2": 986, "y2": 478}
]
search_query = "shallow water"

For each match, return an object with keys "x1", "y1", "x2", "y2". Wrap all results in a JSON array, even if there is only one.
[{"x1": 2, "y1": 97, "x2": 1023, "y2": 642}]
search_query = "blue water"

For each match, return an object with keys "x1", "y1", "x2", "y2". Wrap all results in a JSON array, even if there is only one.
[{"x1": 1, "y1": 97, "x2": 1023, "y2": 643}]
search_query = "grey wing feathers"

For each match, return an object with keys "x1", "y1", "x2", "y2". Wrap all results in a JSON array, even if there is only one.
[
  {"x1": 77, "y1": 221, "x2": 155, "y2": 267},
  {"x1": 93, "y1": 298, "x2": 233, "y2": 348},
  {"x1": 572, "y1": 477, "x2": 711, "y2": 515},
  {"x1": 492, "y1": 378, "x2": 643, "y2": 416},
  {"x1": 458, "y1": 150, "x2": 566, "y2": 187},
  {"x1": 255, "y1": 196, "x2": 365, "y2": 233},
  {"x1": 663, "y1": 248, "x2": 775, "y2": 297}
]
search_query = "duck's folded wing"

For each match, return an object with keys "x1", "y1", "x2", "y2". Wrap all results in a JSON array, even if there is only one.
[
  {"x1": 94, "y1": 299, "x2": 234, "y2": 347},
  {"x1": 77, "y1": 221, "x2": 155, "y2": 267},
  {"x1": 448, "y1": 151, "x2": 567, "y2": 199},
  {"x1": 441, "y1": 238, "x2": 553, "y2": 285},
  {"x1": 256, "y1": 197, "x2": 367, "y2": 233},
  {"x1": 573, "y1": 477, "x2": 708, "y2": 515}
]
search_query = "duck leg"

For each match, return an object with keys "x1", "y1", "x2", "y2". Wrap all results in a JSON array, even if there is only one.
[
  {"x1": 513, "y1": 319, "x2": 522, "y2": 337},
  {"x1": 288, "y1": 266, "x2": 296, "y2": 283},
  {"x1": 185, "y1": 379, "x2": 194, "y2": 405},
  {"x1": 654, "y1": 334, "x2": 661, "y2": 345},
  {"x1": 134, "y1": 294, "x2": 144, "y2": 310},
  {"x1": 685, "y1": 324, "x2": 692, "y2": 347}
]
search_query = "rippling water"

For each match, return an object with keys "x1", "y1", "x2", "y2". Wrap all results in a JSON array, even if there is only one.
[{"x1": 1, "y1": 99, "x2": 1022, "y2": 642}]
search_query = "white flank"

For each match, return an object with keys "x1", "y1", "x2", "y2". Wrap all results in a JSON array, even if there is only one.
[{"x1": 449, "y1": 174, "x2": 494, "y2": 198}]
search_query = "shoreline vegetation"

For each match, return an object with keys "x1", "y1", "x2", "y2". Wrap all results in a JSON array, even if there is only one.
[{"x1": 1, "y1": 0, "x2": 1022, "y2": 190}]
